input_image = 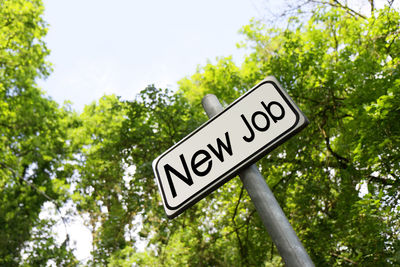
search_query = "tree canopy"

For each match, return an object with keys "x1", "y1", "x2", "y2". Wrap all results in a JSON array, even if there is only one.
[
  {"x1": 1, "y1": 0, "x2": 77, "y2": 265},
  {"x1": 1, "y1": 0, "x2": 399, "y2": 266}
]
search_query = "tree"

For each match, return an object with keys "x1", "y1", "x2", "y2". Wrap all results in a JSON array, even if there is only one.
[
  {"x1": 68, "y1": 95, "x2": 130, "y2": 265},
  {"x1": 68, "y1": 87, "x2": 204, "y2": 265},
  {"x1": 3, "y1": 0, "x2": 399, "y2": 266},
  {"x1": 178, "y1": 2, "x2": 400, "y2": 265},
  {"x1": 0, "y1": 0, "x2": 76, "y2": 265},
  {"x1": 73, "y1": 2, "x2": 400, "y2": 266}
]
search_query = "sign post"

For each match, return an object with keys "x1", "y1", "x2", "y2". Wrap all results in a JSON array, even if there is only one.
[
  {"x1": 152, "y1": 76, "x2": 314, "y2": 266},
  {"x1": 153, "y1": 77, "x2": 308, "y2": 218},
  {"x1": 202, "y1": 93, "x2": 314, "y2": 267}
]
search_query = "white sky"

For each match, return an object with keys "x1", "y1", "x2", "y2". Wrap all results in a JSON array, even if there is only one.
[{"x1": 39, "y1": 0, "x2": 275, "y2": 112}]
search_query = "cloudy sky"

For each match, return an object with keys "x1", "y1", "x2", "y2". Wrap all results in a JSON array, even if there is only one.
[{"x1": 39, "y1": 0, "x2": 277, "y2": 112}]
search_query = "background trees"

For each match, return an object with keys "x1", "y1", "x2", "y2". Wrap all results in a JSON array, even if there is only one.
[
  {"x1": 1, "y1": 0, "x2": 399, "y2": 266},
  {"x1": 0, "y1": 0, "x2": 76, "y2": 265},
  {"x1": 178, "y1": 3, "x2": 400, "y2": 265}
]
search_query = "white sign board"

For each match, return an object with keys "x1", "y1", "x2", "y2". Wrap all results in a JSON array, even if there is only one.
[{"x1": 152, "y1": 77, "x2": 309, "y2": 218}]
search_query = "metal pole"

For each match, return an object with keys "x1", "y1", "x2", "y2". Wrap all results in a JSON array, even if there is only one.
[{"x1": 202, "y1": 94, "x2": 314, "y2": 267}]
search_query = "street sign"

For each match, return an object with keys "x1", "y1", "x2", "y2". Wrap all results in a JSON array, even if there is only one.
[{"x1": 152, "y1": 76, "x2": 309, "y2": 218}]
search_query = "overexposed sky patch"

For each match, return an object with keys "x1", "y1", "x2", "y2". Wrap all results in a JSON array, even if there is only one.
[{"x1": 40, "y1": 0, "x2": 271, "y2": 111}]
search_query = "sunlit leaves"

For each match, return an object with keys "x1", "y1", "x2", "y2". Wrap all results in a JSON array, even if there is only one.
[
  {"x1": 3, "y1": 0, "x2": 399, "y2": 265},
  {"x1": 0, "y1": 0, "x2": 77, "y2": 265},
  {"x1": 163, "y1": 4, "x2": 400, "y2": 266}
]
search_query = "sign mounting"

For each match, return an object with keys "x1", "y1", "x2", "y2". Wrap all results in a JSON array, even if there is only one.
[{"x1": 152, "y1": 76, "x2": 309, "y2": 218}]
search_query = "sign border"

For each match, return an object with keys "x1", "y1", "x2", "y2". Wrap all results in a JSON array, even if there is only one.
[{"x1": 153, "y1": 77, "x2": 309, "y2": 218}]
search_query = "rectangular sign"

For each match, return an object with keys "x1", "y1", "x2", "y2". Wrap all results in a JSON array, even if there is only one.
[{"x1": 152, "y1": 76, "x2": 309, "y2": 218}]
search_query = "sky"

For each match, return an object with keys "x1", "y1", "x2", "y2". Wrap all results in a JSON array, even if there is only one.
[
  {"x1": 39, "y1": 0, "x2": 276, "y2": 112},
  {"x1": 38, "y1": 0, "x2": 275, "y2": 261}
]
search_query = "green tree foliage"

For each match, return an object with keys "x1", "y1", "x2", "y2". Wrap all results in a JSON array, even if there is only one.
[
  {"x1": 0, "y1": 0, "x2": 77, "y2": 265},
  {"x1": 2, "y1": 0, "x2": 400, "y2": 266},
  {"x1": 103, "y1": 3, "x2": 400, "y2": 266},
  {"x1": 69, "y1": 87, "x2": 203, "y2": 265},
  {"x1": 70, "y1": 95, "x2": 129, "y2": 265},
  {"x1": 177, "y1": 3, "x2": 400, "y2": 266}
]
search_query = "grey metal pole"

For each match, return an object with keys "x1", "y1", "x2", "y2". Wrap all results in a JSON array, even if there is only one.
[{"x1": 202, "y1": 94, "x2": 314, "y2": 267}]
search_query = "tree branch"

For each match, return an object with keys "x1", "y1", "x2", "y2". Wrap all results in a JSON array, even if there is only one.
[
  {"x1": 232, "y1": 185, "x2": 245, "y2": 222},
  {"x1": 309, "y1": 0, "x2": 367, "y2": 19},
  {"x1": 0, "y1": 161, "x2": 71, "y2": 247},
  {"x1": 368, "y1": 174, "x2": 399, "y2": 187},
  {"x1": 331, "y1": 252, "x2": 358, "y2": 265},
  {"x1": 318, "y1": 124, "x2": 349, "y2": 168},
  {"x1": 331, "y1": 0, "x2": 367, "y2": 19},
  {"x1": 231, "y1": 185, "x2": 249, "y2": 265},
  {"x1": 369, "y1": 0, "x2": 374, "y2": 14},
  {"x1": 325, "y1": 136, "x2": 349, "y2": 167}
]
